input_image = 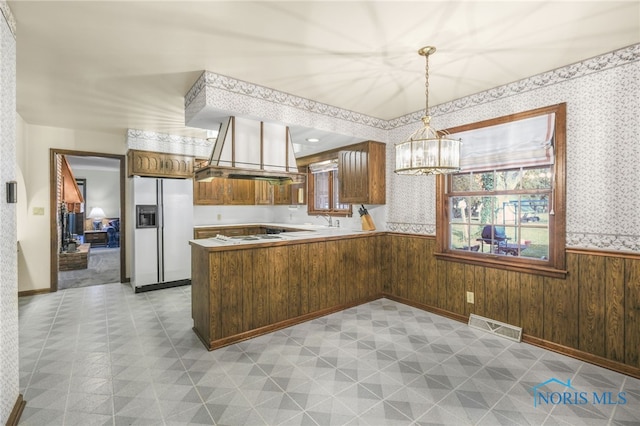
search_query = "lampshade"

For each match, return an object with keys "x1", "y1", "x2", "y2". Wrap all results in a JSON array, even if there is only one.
[
  {"x1": 394, "y1": 46, "x2": 461, "y2": 175},
  {"x1": 88, "y1": 207, "x2": 105, "y2": 219}
]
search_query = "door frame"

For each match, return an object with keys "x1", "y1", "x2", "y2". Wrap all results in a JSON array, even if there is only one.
[{"x1": 50, "y1": 148, "x2": 127, "y2": 292}]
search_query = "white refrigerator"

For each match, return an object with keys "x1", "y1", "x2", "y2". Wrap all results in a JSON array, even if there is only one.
[{"x1": 131, "y1": 176, "x2": 193, "y2": 292}]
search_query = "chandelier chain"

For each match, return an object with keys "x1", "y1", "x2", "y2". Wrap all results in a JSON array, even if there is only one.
[{"x1": 424, "y1": 52, "x2": 430, "y2": 115}]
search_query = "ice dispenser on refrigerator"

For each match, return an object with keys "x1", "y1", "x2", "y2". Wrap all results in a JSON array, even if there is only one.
[{"x1": 136, "y1": 205, "x2": 157, "y2": 228}]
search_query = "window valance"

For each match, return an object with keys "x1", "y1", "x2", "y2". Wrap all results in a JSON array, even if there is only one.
[{"x1": 449, "y1": 113, "x2": 555, "y2": 172}]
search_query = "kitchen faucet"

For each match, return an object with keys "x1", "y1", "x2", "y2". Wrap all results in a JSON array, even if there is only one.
[{"x1": 317, "y1": 215, "x2": 333, "y2": 227}]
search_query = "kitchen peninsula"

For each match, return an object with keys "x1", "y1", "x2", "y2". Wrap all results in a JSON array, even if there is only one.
[{"x1": 190, "y1": 224, "x2": 386, "y2": 350}]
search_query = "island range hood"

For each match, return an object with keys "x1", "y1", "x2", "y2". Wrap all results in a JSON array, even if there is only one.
[{"x1": 195, "y1": 116, "x2": 306, "y2": 184}]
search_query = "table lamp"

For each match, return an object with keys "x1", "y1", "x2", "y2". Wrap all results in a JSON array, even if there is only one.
[{"x1": 88, "y1": 207, "x2": 105, "y2": 230}]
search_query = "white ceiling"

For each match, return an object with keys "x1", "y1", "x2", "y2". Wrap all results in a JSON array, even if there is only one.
[{"x1": 9, "y1": 1, "x2": 640, "y2": 149}]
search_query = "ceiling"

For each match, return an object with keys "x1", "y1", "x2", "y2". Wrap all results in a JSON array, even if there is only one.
[{"x1": 9, "y1": 1, "x2": 640, "y2": 154}]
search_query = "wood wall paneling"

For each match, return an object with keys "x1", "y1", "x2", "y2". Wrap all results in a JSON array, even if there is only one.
[
  {"x1": 483, "y1": 268, "x2": 508, "y2": 324},
  {"x1": 326, "y1": 241, "x2": 341, "y2": 307},
  {"x1": 209, "y1": 252, "x2": 222, "y2": 341},
  {"x1": 625, "y1": 257, "x2": 640, "y2": 368},
  {"x1": 341, "y1": 239, "x2": 351, "y2": 303},
  {"x1": 252, "y1": 249, "x2": 270, "y2": 329},
  {"x1": 242, "y1": 251, "x2": 254, "y2": 332},
  {"x1": 220, "y1": 251, "x2": 243, "y2": 337},
  {"x1": 423, "y1": 240, "x2": 438, "y2": 307},
  {"x1": 190, "y1": 248, "x2": 211, "y2": 343},
  {"x1": 308, "y1": 242, "x2": 326, "y2": 312},
  {"x1": 507, "y1": 271, "x2": 521, "y2": 327},
  {"x1": 378, "y1": 235, "x2": 392, "y2": 294},
  {"x1": 447, "y1": 261, "x2": 466, "y2": 316},
  {"x1": 578, "y1": 254, "x2": 606, "y2": 357},
  {"x1": 355, "y1": 238, "x2": 369, "y2": 301},
  {"x1": 605, "y1": 256, "x2": 625, "y2": 363},
  {"x1": 519, "y1": 274, "x2": 544, "y2": 339},
  {"x1": 406, "y1": 237, "x2": 424, "y2": 304},
  {"x1": 270, "y1": 246, "x2": 290, "y2": 324},
  {"x1": 542, "y1": 271, "x2": 578, "y2": 349},
  {"x1": 391, "y1": 236, "x2": 408, "y2": 299},
  {"x1": 436, "y1": 259, "x2": 448, "y2": 311},
  {"x1": 472, "y1": 265, "x2": 486, "y2": 317},
  {"x1": 287, "y1": 244, "x2": 304, "y2": 317}
]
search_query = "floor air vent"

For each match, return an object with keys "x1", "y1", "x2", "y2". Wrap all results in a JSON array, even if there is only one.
[{"x1": 468, "y1": 314, "x2": 523, "y2": 342}]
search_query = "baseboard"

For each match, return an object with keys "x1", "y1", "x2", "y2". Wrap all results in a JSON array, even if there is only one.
[
  {"x1": 6, "y1": 394, "x2": 25, "y2": 426},
  {"x1": 18, "y1": 288, "x2": 50, "y2": 297},
  {"x1": 134, "y1": 279, "x2": 191, "y2": 293}
]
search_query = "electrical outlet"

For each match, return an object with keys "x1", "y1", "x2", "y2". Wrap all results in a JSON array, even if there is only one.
[
  {"x1": 466, "y1": 291, "x2": 475, "y2": 304},
  {"x1": 217, "y1": 214, "x2": 222, "y2": 221}
]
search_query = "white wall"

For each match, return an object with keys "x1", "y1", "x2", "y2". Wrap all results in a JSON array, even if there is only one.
[
  {"x1": 71, "y1": 167, "x2": 120, "y2": 219},
  {"x1": 16, "y1": 124, "x2": 126, "y2": 292}
]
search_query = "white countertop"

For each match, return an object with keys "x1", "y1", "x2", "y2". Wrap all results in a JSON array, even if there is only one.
[{"x1": 190, "y1": 223, "x2": 376, "y2": 248}]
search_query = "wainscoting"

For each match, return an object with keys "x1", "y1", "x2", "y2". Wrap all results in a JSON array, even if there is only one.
[{"x1": 386, "y1": 233, "x2": 640, "y2": 378}]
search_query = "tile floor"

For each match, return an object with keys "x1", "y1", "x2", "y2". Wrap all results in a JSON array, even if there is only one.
[{"x1": 18, "y1": 283, "x2": 640, "y2": 425}]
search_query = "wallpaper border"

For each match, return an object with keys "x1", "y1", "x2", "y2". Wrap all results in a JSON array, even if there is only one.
[{"x1": 185, "y1": 44, "x2": 639, "y2": 133}]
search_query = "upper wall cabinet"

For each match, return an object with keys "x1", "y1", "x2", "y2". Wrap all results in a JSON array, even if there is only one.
[
  {"x1": 194, "y1": 178, "x2": 256, "y2": 205},
  {"x1": 127, "y1": 150, "x2": 194, "y2": 178},
  {"x1": 338, "y1": 141, "x2": 386, "y2": 204}
]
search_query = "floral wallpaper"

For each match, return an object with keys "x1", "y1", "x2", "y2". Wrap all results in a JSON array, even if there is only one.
[
  {"x1": 0, "y1": 2, "x2": 18, "y2": 423},
  {"x1": 387, "y1": 45, "x2": 640, "y2": 253},
  {"x1": 183, "y1": 44, "x2": 640, "y2": 253},
  {"x1": 126, "y1": 129, "x2": 212, "y2": 159}
]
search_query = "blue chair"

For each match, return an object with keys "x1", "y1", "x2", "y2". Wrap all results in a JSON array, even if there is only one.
[
  {"x1": 105, "y1": 219, "x2": 120, "y2": 247},
  {"x1": 105, "y1": 227, "x2": 116, "y2": 247}
]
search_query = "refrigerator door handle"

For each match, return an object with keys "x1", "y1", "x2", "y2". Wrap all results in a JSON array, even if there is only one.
[{"x1": 157, "y1": 180, "x2": 164, "y2": 283}]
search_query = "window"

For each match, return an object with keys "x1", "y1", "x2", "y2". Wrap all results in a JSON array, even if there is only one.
[
  {"x1": 436, "y1": 104, "x2": 566, "y2": 278},
  {"x1": 307, "y1": 166, "x2": 351, "y2": 216}
]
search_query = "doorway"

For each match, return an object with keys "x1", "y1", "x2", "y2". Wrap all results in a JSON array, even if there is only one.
[{"x1": 50, "y1": 149, "x2": 126, "y2": 292}]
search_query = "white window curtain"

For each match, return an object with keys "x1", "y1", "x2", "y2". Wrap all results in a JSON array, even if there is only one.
[{"x1": 450, "y1": 113, "x2": 555, "y2": 172}]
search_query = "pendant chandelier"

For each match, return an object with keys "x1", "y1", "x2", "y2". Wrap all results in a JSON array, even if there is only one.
[{"x1": 394, "y1": 46, "x2": 461, "y2": 175}]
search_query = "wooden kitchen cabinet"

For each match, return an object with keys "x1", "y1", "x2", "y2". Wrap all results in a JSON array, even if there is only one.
[
  {"x1": 226, "y1": 179, "x2": 255, "y2": 205},
  {"x1": 254, "y1": 181, "x2": 273, "y2": 205},
  {"x1": 128, "y1": 150, "x2": 194, "y2": 178},
  {"x1": 255, "y1": 180, "x2": 306, "y2": 206},
  {"x1": 193, "y1": 178, "x2": 255, "y2": 205},
  {"x1": 272, "y1": 184, "x2": 291, "y2": 205},
  {"x1": 193, "y1": 179, "x2": 226, "y2": 205},
  {"x1": 338, "y1": 141, "x2": 386, "y2": 204}
]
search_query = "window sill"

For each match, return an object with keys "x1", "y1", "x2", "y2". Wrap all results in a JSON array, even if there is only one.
[{"x1": 434, "y1": 251, "x2": 568, "y2": 279}]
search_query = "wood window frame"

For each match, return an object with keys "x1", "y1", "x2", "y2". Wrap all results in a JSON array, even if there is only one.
[
  {"x1": 435, "y1": 103, "x2": 567, "y2": 278},
  {"x1": 306, "y1": 168, "x2": 352, "y2": 216}
]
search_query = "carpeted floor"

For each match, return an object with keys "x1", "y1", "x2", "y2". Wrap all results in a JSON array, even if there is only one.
[{"x1": 58, "y1": 247, "x2": 121, "y2": 290}]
